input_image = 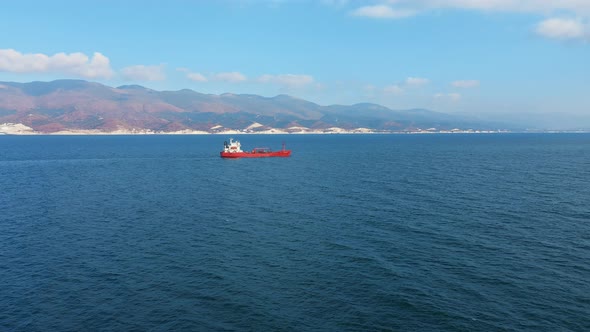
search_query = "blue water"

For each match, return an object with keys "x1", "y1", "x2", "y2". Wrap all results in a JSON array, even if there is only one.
[{"x1": 1, "y1": 134, "x2": 589, "y2": 331}]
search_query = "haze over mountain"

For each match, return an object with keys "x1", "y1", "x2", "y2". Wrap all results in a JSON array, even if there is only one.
[{"x1": 1, "y1": 79, "x2": 513, "y2": 133}]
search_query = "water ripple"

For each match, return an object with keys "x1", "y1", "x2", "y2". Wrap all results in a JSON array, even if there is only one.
[{"x1": 1, "y1": 134, "x2": 589, "y2": 331}]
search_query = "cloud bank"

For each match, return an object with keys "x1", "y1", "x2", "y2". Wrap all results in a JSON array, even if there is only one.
[
  {"x1": 350, "y1": 0, "x2": 590, "y2": 41},
  {"x1": 0, "y1": 49, "x2": 113, "y2": 78},
  {"x1": 184, "y1": 71, "x2": 316, "y2": 88},
  {"x1": 351, "y1": 0, "x2": 590, "y2": 17},
  {"x1": 186, "y1": 72, "x2": 208, "y2": 82},
  {"x1": 535, "y1": 18, "x2": 590, "y2": 40}
]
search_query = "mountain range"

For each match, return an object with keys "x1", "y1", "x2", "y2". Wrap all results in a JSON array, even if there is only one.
[{"x1": 0, "y1": 79, "x2": 508, "y2": 133}]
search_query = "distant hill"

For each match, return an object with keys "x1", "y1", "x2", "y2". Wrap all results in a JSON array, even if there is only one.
[{"x1": 0, "y1": 79, "x2": 507, "y2": 133}]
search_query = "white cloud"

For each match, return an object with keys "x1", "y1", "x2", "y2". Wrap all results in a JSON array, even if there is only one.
[
  {"x1": 535, "y1": 18, "x2": 589, "y2": 40},
  {"x1": 351, "y1": 1, "x2": 573, "y2": 20},
  {"x1": 187, "y1": 72, "x2": 208, "y2": 82},
  {"x1": 452, "y1": 80, "x2": 480, "y2": 88},
  {"x1": 349, "y1": 0, "x2": 590, "y2": 36},
  {"x1": 77, "y1": 53, "x2": 113, "y2": 79},
  {"x1": 434, "y1": 92, "x2": 461, "y2": 101},
  {"x1": 405, "y1": 77, "x2": 430, "y2": 86},
  {"x1": 257, "y1": 74, "x2": 314, "y2": 88},
  {"x1": 357, "y1": 0, "x2": 590, "y2": 16},
  {"x1": 351, "y1": 5, "x2": 416, "y2": 19},
  {"x1": 0, "y1": 49, "x2": 113, "y2": 78},
  {"x1": 384, "y1": 84, "x2": 404, "y2": 94},
  {"x1": 211, "y1": 72, "x2": 247, "y2": 83},
  {"x1": 120, "y1": 64, "x2": 166, "y2": 81},
  {"x1": 448, "y1": 93, "x2": 461, "y2": 101},
  {"x1": 424, "y1": 0, "x2": 587, "y2": 13}
]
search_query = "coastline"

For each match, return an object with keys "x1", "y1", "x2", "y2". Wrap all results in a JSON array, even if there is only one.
[
  {"x1": 2, "y1": 122, "x2": 588, "y2": 136},
  {"x1": 1, "y1": 122, "x2": 517, "y2": 135}
]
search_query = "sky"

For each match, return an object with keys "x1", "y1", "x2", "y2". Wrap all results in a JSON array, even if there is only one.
[{"x1": 1, "y1": 0, "x2": 589, "y2": 127}]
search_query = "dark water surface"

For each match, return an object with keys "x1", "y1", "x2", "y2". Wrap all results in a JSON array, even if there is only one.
[{"x1": 1, "y1": 134, "x2": 589, "y2": 331}]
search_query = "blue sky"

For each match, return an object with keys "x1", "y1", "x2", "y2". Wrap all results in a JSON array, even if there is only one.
[{"x1": 1, "y1": 0, "x2": 589, "y2": 125}]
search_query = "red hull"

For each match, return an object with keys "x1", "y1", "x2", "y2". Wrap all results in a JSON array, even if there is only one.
[{"x1": 220, "y1": 150, "x2": 291, "y2": 158}]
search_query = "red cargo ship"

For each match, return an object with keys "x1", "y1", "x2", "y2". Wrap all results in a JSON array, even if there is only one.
[{"x1": 220, "y1": 138, "x2": 291, "y2": 158}]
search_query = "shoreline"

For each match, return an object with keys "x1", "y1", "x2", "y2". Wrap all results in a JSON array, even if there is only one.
[
  {"x1": 2, "y1": 123, "x2": 588, "y2": 136},
  {"x1": 4, "y1": 131, "x2": 590, "y2": 136},
  {"x1": 0, "y1": 129, "x2": 512, "y2": 135}
]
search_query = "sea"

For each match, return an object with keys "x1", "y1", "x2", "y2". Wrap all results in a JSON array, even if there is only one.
[{"x1": 1, "y1": 133, "x2": 589, "y2": 331}]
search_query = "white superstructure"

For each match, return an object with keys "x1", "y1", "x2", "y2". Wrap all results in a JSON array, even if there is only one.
[{"x1": 223, "y1": 138, "x2": 243, "y2": 153}]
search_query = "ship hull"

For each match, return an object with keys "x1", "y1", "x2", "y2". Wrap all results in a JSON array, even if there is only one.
[{"x1": 220, "y1": 150, "x2": 291, "y2": 158}]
